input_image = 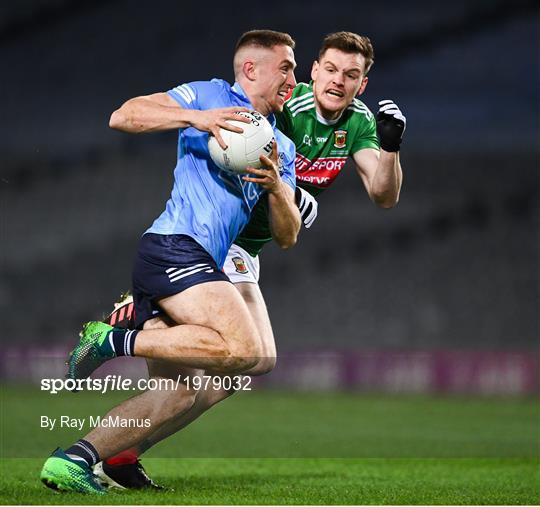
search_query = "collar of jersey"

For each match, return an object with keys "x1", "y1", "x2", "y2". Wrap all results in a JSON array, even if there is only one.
[
  {"x1": 307, "y1": 80, "x2": 345, "y2": 126},
  {"x1": 231, "y1": 82, "x2": 276, "y2": 127}
]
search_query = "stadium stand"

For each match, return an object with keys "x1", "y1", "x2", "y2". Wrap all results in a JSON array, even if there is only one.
[{"x1": 2, "y1": 0, "x2": 538, "y2": 353}]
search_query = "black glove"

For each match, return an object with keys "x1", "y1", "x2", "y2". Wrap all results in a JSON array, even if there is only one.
[
  {"x1": 376, "y1": 99, "x2": 406, "y2": 152},
  {"x1": 295, "y1": 187, "x2": 318, "y2": 228}
]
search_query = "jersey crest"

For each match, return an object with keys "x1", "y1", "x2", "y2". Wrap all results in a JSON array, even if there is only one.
[
  {"x1": 232, "y1": 256, "x2": 248, "y2": 274},
  {"x1": 333, "y1": 130, "x2": 347, "y2": 148}
]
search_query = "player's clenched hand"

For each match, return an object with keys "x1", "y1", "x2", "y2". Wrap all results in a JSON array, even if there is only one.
[
  {"x1": 376, "y1": 100, "x2": 406, "y2": 152},
  {"x1": 295, "y1": 187, "x2": 318, "y2": 228},
  {"x1": 190, "y1": 107, "x2": 251, "y2": 149},
  {"x1": 242, "y1": 141, "x2": 282, "y2": 193}
]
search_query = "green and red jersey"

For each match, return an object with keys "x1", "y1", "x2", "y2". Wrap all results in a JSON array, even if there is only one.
[{"x1": 234, "y1": 82, "x2": 379, "y2": 257}]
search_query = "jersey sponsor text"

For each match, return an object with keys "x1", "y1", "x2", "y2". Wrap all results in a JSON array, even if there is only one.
[{"x1": 295, "y1": 153, "x2": 348, "y2": 188}]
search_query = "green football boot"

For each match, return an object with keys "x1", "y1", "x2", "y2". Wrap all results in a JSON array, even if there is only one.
[
  {"x1": 67, "y1": 321, "x2": 117, "y2": 380},
  {"x1": 40, "y1": 448, "x2": 106, "y2": 494}
]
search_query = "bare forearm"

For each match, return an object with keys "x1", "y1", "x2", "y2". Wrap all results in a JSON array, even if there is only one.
[
  {"x1": 109, "y1": 97, "x2": 195, "y2": 133},
  {"x1": 268, "y1": 186, "x2": 301, "y2": 249},
  {"x1": 371, "y1": 150, "x2": 402, "y2": 208}
]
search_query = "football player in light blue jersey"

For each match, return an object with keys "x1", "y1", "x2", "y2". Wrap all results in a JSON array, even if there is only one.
[
  {"x1": 40, "y1": 30, "x2": 300, "y2": 494},
  {"x1": 97, "y1": 31, "x2": 406, "y2": 491},
  {"x1": 148, "y1": 78, "x2": 296, "y2": 268}
]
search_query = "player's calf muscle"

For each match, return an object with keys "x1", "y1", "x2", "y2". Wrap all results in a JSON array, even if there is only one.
[
  {"x1": 134, "y1": 324, "x2": 260, "y2": 372},
  {"x1": 134, "y1": 325, "x2": 229, "y2": 360}
]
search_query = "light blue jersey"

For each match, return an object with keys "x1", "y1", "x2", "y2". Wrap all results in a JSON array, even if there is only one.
[{"x1": 146, "y1": 79, "x2": 296, "y2": 268}]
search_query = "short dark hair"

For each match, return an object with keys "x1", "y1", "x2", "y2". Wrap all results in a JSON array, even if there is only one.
[
  {"x1": 318, "y1": 31, "x2": 374, "y2": 74},
  {"x1": 235, "y1": 29, "x2": 296, "y2": 53}
]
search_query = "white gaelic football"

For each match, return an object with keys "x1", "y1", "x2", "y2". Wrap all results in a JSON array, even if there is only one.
[{"x1": 208, "y1": 110, "x2": 274, "y2": 174}]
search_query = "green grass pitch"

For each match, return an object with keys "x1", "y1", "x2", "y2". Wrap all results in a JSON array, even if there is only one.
[{"x1": 1, "y1": 386, "x2": 539, "y2": 504}]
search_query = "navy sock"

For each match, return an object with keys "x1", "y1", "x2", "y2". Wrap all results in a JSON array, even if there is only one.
[
  {"x1": 65, "y1": 439, "x2": 100, "y2": 467},
  {"x1": 110, "y1": 329, "x2": 138, "y2": 356}
]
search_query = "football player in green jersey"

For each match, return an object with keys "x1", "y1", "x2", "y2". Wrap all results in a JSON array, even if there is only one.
[
  {"x1": 225, "y1": 31, "x2": 404, "y2": 375},
  {"x1": 95, "y1": 31, "x2": 406, "y2": 489}
]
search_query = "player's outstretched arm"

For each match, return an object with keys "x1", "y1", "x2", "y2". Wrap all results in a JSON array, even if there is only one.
[
  {"x1": 109, "y1": 93, "x2": 250, "y2": 148},
  {"x1": 353, "y1": 99, "x2": 406, "y2": 208},
  {"x1": 243, "y1": 142, "x2": 301, "y2": 249}
]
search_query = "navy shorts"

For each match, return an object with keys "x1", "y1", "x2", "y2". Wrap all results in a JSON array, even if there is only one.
[{"x1": 132, "y1": 233, "x2": 230, "y2": 329}]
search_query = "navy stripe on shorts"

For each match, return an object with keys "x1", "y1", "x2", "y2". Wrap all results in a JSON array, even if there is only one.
[{"x1": 132, "y1": 233, "x2": 230, "y2": 329}]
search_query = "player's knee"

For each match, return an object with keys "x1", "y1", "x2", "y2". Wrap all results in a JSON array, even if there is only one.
[
  {"x1": 246, "y1": 355, "x2": 277, "y2": 376},
  {"x1": 216, "y1": 332, "x2": 262, "y2": 372},
  {"x1": 220, "y1": 354, "x2": 258, "y2": 373},
  {"x1": 233, "y1": 340, "x2": 263, "y2": 370}
]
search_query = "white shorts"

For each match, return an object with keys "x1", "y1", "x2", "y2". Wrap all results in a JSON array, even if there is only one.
[{"x1": 223, "y1": 244, "x2": 260, "y2": 284}]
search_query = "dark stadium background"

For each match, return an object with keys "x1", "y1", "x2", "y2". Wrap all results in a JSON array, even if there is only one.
[{"x1": 1, "y1": 0, "x2": 539, "y2": 396}]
